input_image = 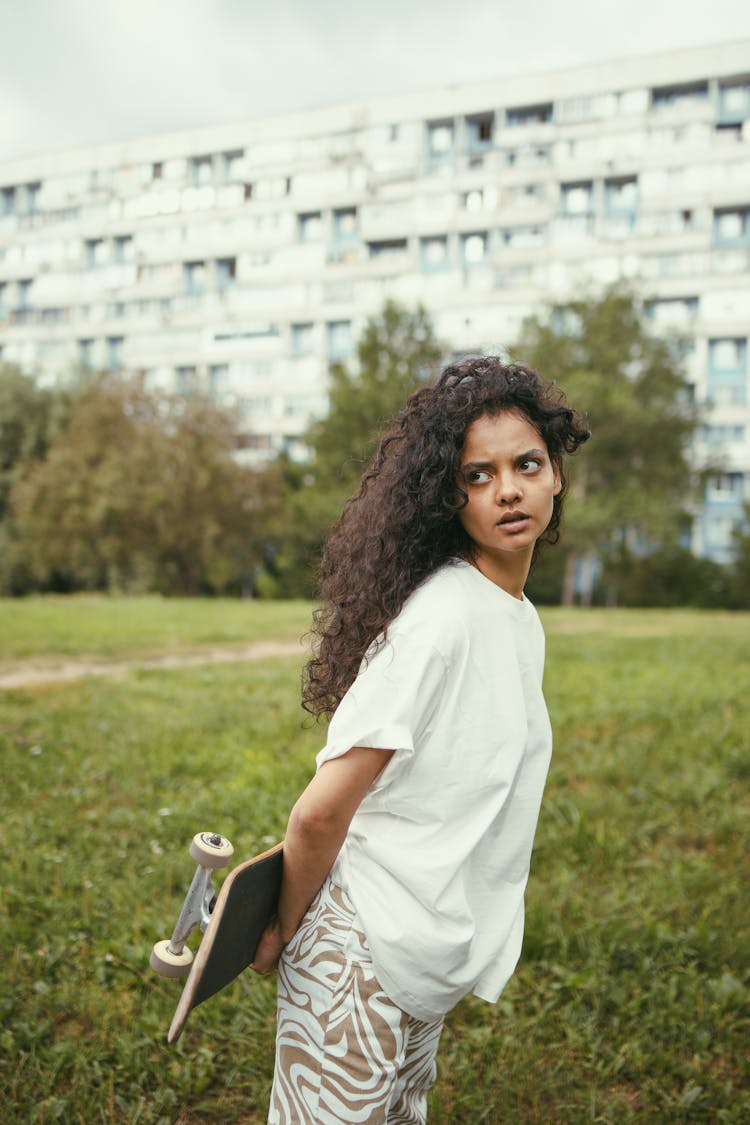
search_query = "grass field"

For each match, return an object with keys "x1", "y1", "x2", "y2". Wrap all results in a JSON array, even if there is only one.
[
  {"x1": 0, "y1": 596, "x2": 311, "y2": 663},
  {"x1": 1, "y1": 600, "x2": 748, "y2": 1123}
]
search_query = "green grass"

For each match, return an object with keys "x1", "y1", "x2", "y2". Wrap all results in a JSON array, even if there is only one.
[
  {"x1": 0, "y1": 596, "x2": 312, "y2": 662},
  {"x1": 1, "y1": 603, "x2": 748, "y2": 1122}
]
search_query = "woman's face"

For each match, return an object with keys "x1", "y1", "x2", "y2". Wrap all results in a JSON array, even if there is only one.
[{"x1": 457, "y1": 410, "x2": 561, "y2": 588}]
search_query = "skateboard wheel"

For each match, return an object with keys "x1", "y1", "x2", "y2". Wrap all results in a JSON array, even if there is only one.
[
  {"x1": 150, "y1": 939, "x2": 194, "y2": 977},
  {"x1": 189, "y1": 832, "x2": 234, "y2": 868}
]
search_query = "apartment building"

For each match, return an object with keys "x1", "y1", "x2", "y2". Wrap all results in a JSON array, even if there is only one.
[{"x1": 0, "y1": 40, "x2": 748, "y2": 561}]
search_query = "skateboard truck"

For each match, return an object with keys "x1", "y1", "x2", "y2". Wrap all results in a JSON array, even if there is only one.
[
  {"x1": 150, "y1": 832, "x2": 235, "y2": 978},
  {"x1": 151, "y1": 834, "x2": 283, "y2": 1041}
]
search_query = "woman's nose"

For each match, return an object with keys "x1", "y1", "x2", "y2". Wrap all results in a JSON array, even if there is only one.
[{"x1": 495, "y1": 472, "x2": 522, "y2": 503}]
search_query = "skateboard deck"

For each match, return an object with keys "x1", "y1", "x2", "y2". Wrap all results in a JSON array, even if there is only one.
[{"x1": 165, "y1": 841, "x2": 283, "y2": 1043}]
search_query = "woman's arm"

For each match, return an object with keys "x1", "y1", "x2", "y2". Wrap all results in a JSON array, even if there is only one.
[{"x1": 250, "y1": 745, "x2": 393, "y2": 974}]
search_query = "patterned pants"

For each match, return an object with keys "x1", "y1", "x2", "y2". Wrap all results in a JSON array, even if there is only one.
[{"x1": 268, "y1": 879, "x2": 443, "y2": 1125}]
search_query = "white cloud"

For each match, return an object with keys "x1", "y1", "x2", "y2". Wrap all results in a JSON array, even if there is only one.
[{"x1": 0, "y1": 0, "x2": 749, "y2": 161}]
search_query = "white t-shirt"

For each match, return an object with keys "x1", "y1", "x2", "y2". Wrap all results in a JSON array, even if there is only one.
[{"x1": 315, "y1": 558, "x2": 553, "y2": 1022}]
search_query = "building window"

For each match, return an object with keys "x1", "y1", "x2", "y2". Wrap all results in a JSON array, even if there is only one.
[
  {"x1": 23, "y1": 182, "x2": 41, "y2": 214},
  {"x1": 427, "y1": 120, "x2": 454, "y2": 155},
  {"x1": 106, "y1": 337, "x2": 124, "y2": 371},
  {"x1": 602, "y1": 177, "x2": 638, "y2": 236},
  {"x1": 462, "y1": 232, "x2": 487, "y2": 264},
  {"x1": 39, "y1": 307, "x2": 65, "y2": 324},
  {"x1": 555, "y1": 94, "x2": 618, "y2": 123},
  {"x1": 326, "y1": 320, "x2": 352, "y2": 360},
  {"x1": 651, "y1": 80, "x2": 709, "y2": 111},
  {"x1": 466, "y1": 113, "x2": 494, "y2": 151},
  {"x1": 85, "y1": 238, "x2": 107, "y2": 268},
  {"x1": 604, "y1": 177, "x2": 638, "y2": 214},
  {"x1": 420, "y1": 236, "x2": 449, "y2": 269},
  {"x1": 332, "y1": 208, "x2": 358, "y2": 241},
  {"x1": 1, "y1": 186, "x2": 15, "y2": 216},
  {"x1": 368, "y1": 239, "x2": 408, "y2": 258},
  {"x1": 646, "y1": 297, "x2": 698, "y2": 328},
  {"x1": 190, "y1": 155, "x2": 214, "y2": 188},
  {"x1": 216, "y1": 257, "x2": 237, "y2": 290},
  {"x1": 183, "y1": 261, "x2": 207, "y2": 295},
  {"x1": 176, "y1": 365, "x2": 198, "y2": 392},
  {"x1": 113, "y1": 235, "x2": 134, "y2": 264},
  {"x1": 291, "y1": 322, "x2": 314, "y2": 356},
  {"x1": 78, "y1": 338, "x2": 94, "y2": 367},
  {"x1": 707, "y1": 472, "x2": 745, "y2": 498},
  {"x1": 560, "y1": 182, "x2": 594, "y2": 216},
  {"x1": 221, "y1": 150, "x2": 244, "y2": 182},
  {"x1": 707, "y1": 338, "x2": 747, "y2": 404},
  {"x1": 713, "y1": 207, "x2": 750, "y2": 246},
  {"x1": 208, "y1": 364, "x2": 229, "y2": 393},
  {"x1": 462, "y1": 189, "x2": 483, "y2": 211},
  {"x1": 151, "y1": 162, "x2": 163, "y2": 181},
  {"x1": 701, "y1": 424, "x2": 746, "y2": 444},
  {"x1": 709, "y1": 338, "x2": 746, "y2": 373},
  {"x1": 506, "y1": 102, "x2": 552, "y2": 127},
  {"x1": 298, "y1": 212, "x2": 323, "y2": 241},
  {"x1": 718, "y1": 80, "x2": 750, "y2": 123}
]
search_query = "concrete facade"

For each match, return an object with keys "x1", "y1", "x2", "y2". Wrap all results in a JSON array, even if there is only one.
[{"x1": 0, "y1": 40, "x2": 748, "y2": 560}]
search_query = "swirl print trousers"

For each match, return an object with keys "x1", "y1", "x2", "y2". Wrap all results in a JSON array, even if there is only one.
[{"x1": 268, "y1": 879, "x2": 443, "y2": 1125}]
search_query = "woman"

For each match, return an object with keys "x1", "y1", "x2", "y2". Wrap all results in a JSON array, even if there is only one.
[{"x1": 252, "y1": 357, "x2": 590, "y2": 1124}]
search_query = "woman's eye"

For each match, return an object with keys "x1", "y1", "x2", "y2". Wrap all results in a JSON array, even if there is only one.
[
  {"x1": 520, "y1": 458, "x2": 542, "y2": 472},
  {"x1": 466, "y1": 470, "x2": 491, "y2": 484}
]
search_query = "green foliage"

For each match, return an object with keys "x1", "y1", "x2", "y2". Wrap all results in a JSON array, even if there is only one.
[
  {"x1": 0, "y1": 364, "x2": 67, "y2": 518},
  {"x1": 1, "y1": 603, "x2": 748, "y2": 1122},
  {"x1": 259, "y1": 300, "x2": 442, "y2": 597},
  {"x1": 308, "y1": 299, "x2": 442, "y2": 483},
  {"x1": 0, "y1": 365, "x2": 74, "y2": 593},
  {"x1": 6, "y1": 374, "x2": 271, "y2": 596},
  {"x1": 725, "y1": 505, "x2": 750, "y2": 609},
  {"x1": 607, "y1": 545, "x2": 734, "y2": 608},
  {"x1": 516, "y1": 285, "x2": 701, "y2": 604}
]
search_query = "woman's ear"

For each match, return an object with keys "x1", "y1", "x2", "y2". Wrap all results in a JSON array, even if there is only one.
[{"x1": 552, "y1": 463, "x2": 562, "y2": 496}]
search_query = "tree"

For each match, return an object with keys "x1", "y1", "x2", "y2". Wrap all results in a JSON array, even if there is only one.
[
  {"x1": 258, "y1": 301, "x2": 443, "y2": 597},
  {"x1": 0, "y1": 366, "x2": 54, "y2": 518},
  {"x1": 726, "y1": 506, "x2": 750, "y2": 610},
  {"x1": 308, "y1": 300, "x2": 442, "y2": 486},
  {"x1": 0, "y1": 365, "x2": 74, "y2": 592},
  {"x1": 516, "y1": 285, "x2": 701, "y2": 605},
  {"x1": 9, "y1": 374, "x2": 267, "y2": 595}
]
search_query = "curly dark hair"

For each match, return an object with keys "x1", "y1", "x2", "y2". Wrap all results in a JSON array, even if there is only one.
[{"x1": 303, "y1": 357, "x2": 590, "y2": 719}]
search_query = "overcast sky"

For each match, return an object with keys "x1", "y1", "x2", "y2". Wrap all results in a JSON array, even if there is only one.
[{"x1": 2, "y1": 0, "x2": 750, "y2": 162}]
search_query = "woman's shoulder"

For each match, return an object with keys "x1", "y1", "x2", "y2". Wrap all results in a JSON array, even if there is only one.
[
  {"x1": 389, "y1": 562, "x2": 479, "y2": 648},
  {"x1": 400, "y1": 560, "x2": 471, "y2": 613}
]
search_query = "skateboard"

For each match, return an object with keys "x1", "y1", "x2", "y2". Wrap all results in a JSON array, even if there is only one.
[{"x1": 150, "y1": 832, "x2": 283, "y2": 1043}]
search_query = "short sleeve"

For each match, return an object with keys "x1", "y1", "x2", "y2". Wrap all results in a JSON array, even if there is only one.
[{"x1": 315, "y1": 624, "x2": 450, "y2": 770}]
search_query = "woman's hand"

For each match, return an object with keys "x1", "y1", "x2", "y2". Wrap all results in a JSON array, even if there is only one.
[{"x1": 250, "y1": 916, "x2": 287, "y2": 975}]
